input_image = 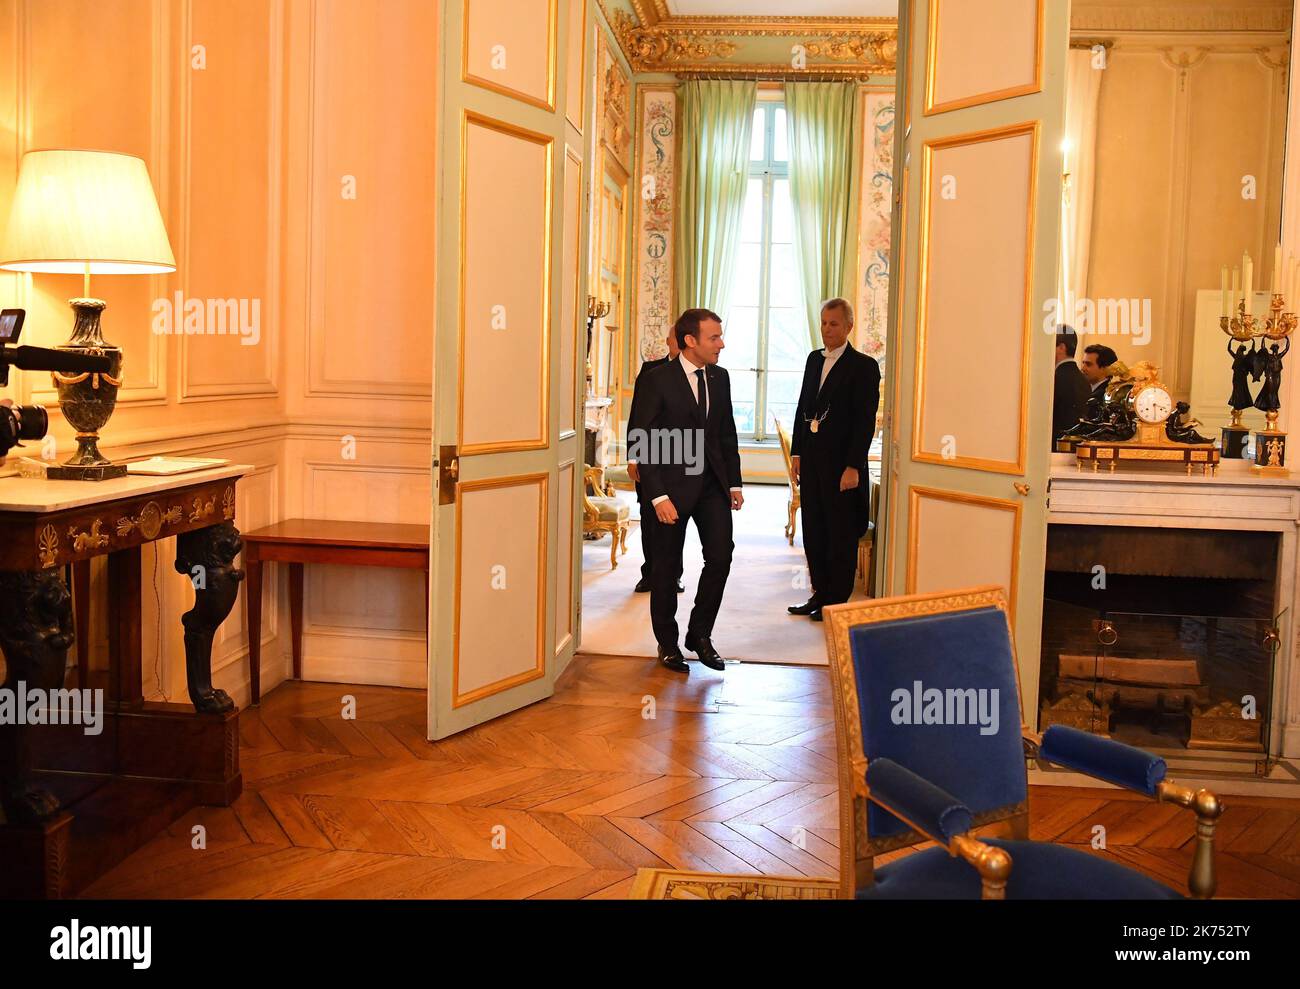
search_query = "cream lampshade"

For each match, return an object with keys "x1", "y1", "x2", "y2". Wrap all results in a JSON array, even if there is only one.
[{"x1": 0, "y1": 149, "x2": 175, "y2": 480}]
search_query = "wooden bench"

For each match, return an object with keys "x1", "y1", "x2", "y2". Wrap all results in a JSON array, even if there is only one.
[{"x1": 242, "y1": 519, "x2": 430, "y2": 703}]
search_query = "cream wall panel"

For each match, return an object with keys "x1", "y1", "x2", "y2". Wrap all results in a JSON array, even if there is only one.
[
  {"x1": 916, "y1": 128, "x2": 1034, "y2": 471},
  {"x1": 907, "y1": 487, "x2": 1021, "y2": 621},
  {"x1": 560, "y1": 146, "x2": 581, "y2": 436},
  {"x1": 556, "y1": 459, "x2": 574, "y2": 653},
  {"x1": 23, "y1": 0, "x2": 165, "y2": 407},
  {"x1": 308, "y1": 0, "x2": 436, "y2": 398},
  {"x1": 564, "y1": 0, "x2": 586, "y2": 132},
  {"x1": 464, "y1": 0, "x2": 556, "y2": 111},
  {"x1": 455, "y1": 475, "x2": 546, "y2": 703},
  {"x1": 180, "y1": 0, "x2": 279, "y2": 398},
  {"x1": 461, "y1": 116, "x2": 551, "y2": 453},
  {"x1": 927, "y1": 0, "x2": 1041, "y2": 114}
]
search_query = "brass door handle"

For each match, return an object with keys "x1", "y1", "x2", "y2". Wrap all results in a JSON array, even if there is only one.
[{"x1": 1013, "y1": 482, "x2": 1030, "y2": 496}]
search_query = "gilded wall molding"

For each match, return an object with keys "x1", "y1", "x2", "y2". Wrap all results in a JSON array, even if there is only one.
[
  {"x1": 598, "y1": 0, "x2": 897, "y2": 78},
  {"x1": 1071, "y1": 1, "x2": 1292, "y2": 34}
]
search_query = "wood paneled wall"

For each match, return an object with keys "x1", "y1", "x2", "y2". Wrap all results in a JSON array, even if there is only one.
[{"x1": 0, "y1": 0, "x2": 435, "y2": 703}]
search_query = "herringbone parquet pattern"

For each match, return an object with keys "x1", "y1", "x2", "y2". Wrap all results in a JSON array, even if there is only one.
[{"x1": 82, "y1": 656, "x2": 1300, "y2": 899}]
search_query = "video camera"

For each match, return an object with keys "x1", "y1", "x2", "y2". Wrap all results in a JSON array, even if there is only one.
[{"x1": 0, "y1": 308, "x2": 111, "y2": 459}]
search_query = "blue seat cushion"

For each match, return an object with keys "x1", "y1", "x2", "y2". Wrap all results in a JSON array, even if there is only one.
[{"x1": 858, "y1": 839, "x2": 1182, "y2": 900}]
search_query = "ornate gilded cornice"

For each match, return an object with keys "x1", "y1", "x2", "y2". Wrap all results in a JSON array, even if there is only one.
[
  {"x1": 598, "y1": 0, "x2": 897, "y2": 79},
  {"x1": 1071, "y1": 1, "x2": 1292, "y2": 33}
]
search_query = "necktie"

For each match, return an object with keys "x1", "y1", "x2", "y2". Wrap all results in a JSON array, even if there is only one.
[{"x1": 694, "y1": 369, "x2": 707, "y2": 423}]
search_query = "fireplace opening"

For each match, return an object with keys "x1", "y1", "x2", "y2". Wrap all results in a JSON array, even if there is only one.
[{"x1": 1039, "y1": 525, "x2": 1280, "y2": 759}]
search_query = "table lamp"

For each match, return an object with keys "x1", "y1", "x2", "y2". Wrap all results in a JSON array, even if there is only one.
[{"x1": 0, "y1": 149, "x2": 175, "y2": 480}]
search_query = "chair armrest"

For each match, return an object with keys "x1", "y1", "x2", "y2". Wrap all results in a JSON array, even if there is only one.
[
  {"x1": 866, "y1": 757, "x2": 973, "y2": 846},
  {"x1": 866, "y1": 758, "x2": 1013, "y2": 899},
  {"x1": 1038, "y1": 725, "x2": 1166, "y2": 796}
]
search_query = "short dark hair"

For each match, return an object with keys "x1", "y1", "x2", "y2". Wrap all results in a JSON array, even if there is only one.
[
  {"x1": 674, "y1": 308, "x2": 722, "y2": 350},
  {"x1": 1056, "y1": 327, "x2": 1078, "y2": 358},
  {"x1": 1084, "y1": 344, "x2": 1118, "y2": 368}
]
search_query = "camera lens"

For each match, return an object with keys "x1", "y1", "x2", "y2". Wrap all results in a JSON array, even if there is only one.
[{"x1": 15, "y1": 404, "x2": 47, "y2": 440}]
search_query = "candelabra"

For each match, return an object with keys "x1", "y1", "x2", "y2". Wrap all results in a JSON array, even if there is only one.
[
  {"x1": 585, "y1": 295, "x2": 611, "y2": 390},
  {"x1": 1221, "y1": 294, "x2": 1294, "y2": 473}
]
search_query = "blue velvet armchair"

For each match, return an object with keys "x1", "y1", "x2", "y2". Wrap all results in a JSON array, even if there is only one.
[{"x1": 822, "y1": 585, "x2": 1223, "y2": 899}]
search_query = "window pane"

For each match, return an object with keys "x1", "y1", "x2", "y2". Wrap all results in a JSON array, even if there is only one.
[
  {"x1": 750, "y1": 107, "x2": 765, "y2": 161},
  {"x1": 768, "y1": 307, "x2": 811, "y2": 372},
  {"x1": 729, "y1": 369, "x2": 757, "y2": 435},
  {"x1": 773, "y1": 107, "x2": 788, "y2": 162},
  {"x1": 768, "y1": 243, "x2": 800, "y2": 307},
  {"x1": 721, "y1": 305, "x2": 759, "y2": 369},
  {"x1": 731, "y1": 243, "x2": 761, "y2": 308},
  {"x1": 740, "y1": 177, "x2": 763, "y2": 243},
  {"x1": 771, "y1": 178, "x2": 795, "y2": 244},
  {"x1": 766, "y1": 370, "x2": 802, "y2": 432}
]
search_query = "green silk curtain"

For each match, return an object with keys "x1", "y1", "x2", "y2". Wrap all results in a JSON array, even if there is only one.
[
  {"x1": 785, "y1": 82, "x2": 859, "y2": 348},
  {"x1": 674, "y1": 79, "x2": 757, "y2": 319}
]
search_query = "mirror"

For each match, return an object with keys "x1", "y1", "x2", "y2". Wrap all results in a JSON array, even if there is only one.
[{"x1": 1063, "y1": 0, "x2": 1293, "y2": 438}]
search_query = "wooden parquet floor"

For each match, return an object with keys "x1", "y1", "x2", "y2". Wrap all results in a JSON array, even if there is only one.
[{"x1": 82, "y1": 655, "x2": 1300, "y2": 899}]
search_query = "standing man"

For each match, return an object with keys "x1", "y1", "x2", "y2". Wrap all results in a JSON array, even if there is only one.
[
  {"x1": 627, "y1": 308, "x2": 744, "y2": 674},
  {"x1": 787, "y1": 299, "x2": 880, "y2": 622},
  {"x1": 627, "y1": 327, "x2": 684, "y2": 595},
  {"x1": 1052, "y1": 327, "x2": 1090, "y2": 446}
]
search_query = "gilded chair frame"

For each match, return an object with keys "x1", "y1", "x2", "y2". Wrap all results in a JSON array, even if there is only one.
[
  {"x1": 822, "y1": 584, "x2": 1223, "y2": 899},
  {"x1": 581, "y1": 465, "x2": 630, "y2": 568},
  {"x1": 774, "y1": 418, "x2": 800, "y2": 545}
]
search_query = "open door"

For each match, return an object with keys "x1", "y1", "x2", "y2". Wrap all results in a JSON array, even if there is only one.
[
  {"x1": 879, "y1": 0, "x2": 1069, "y2": 716},
  {"x1": 428, "y1": 0, "x2": 589, "y2": 739}
]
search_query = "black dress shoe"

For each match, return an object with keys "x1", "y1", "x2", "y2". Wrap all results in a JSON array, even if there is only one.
[
  {"x1": 787, "y1": 597, "x2": 819, "y2": 616},
  {"x1": 684, "y1": 632, "x2": 726, "y2": 671},
  {"x1": 635, "y1": 577, "x2": 651, "y2": 593},
  {"x1": 809, "y1": 609, "x2": 823, "y2": 622},
  {"x1": 658, "y1": 646, "x2": 689, "y2": 674}
]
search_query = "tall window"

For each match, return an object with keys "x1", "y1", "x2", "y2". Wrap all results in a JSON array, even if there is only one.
[{"x1": 723, "y1": 100, "x2": 805, "y2": 442}]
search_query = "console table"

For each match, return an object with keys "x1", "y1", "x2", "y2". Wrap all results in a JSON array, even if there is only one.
[
  {"x1": 241, "y1": 519, "x2": 430, "y2": 703},
  {"x1": 0, "y1": 464, "x2": 248, "y2": 897}
]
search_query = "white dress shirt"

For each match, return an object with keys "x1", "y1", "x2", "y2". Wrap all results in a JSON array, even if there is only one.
[
  {"x1": 819, "y1": 342, "x2": 848, "y2": 390},
  {"x1": 650, "y1": 354, "x2": 742, "y2": 507}
]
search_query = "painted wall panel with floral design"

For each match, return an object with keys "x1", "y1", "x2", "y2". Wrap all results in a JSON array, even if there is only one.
[
  {"x1": 857, "y1": 89, "x2": 894, "y2": 366},
  {"x1": 632, "y1": 85, "x2": 676, "y2": 364}
]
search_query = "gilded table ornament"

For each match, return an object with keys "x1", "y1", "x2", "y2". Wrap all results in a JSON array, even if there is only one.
[
  {"x1": 67, "y1": 518, "x2": 109, "y2": 553},
  {"x1": 37, "y1": 524, "x2": 59, "y2": 568}
]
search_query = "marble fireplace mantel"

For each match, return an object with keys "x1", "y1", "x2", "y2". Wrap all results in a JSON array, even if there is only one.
[{"x1": 1047, "y1": 456, "x2": 1300, "y2": 760}]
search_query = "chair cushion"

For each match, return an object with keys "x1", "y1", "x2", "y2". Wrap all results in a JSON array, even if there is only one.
[
  {"x1": 589, "y1": 497, "x2": 628, "y2": 522},
  {"x1": 858, "y1": 840, "x2": 1182, "y2": 900},
  {"x1": 604, "y1": 465, "x2": 633, "y2": 487}
]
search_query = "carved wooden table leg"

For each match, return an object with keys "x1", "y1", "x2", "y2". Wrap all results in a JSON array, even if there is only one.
[
  {"x1": 0, "y1": 568, "x2": 75, "y2": 824},
  {"x1": 174, "y1": 522, "x2": 243, "y2": 714}
]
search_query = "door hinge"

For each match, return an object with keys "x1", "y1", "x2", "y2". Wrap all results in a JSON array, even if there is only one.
[{"x1": 438, "y1": 445, "x2": 460, "y2": 505}]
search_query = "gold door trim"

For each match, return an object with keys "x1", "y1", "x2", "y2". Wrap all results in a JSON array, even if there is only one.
[
  {"x1": 923, "y1": 0, "x2": 1044, "y2": 116},
  {"x1": 911, "y1": 119, "x2": 1039, "y2": 477},
  {"x1": 904, "y1": 484, "x2": 1023, "y2": 625},
  {"x1": 452, "y1": 471, "x2": 550, "y2": 707},
  {"x1": 565, "y1": 0, "x2": 589, "y2": 133},
  {"x1": 458, "y1": 110, "x2": 555, "y2": 456},
  {"x1": 563, "y1": 143, "x2": 585, "y2": 440},
  {"x1": 461, "y1": 0, "x2": 560, "y2": 113}
]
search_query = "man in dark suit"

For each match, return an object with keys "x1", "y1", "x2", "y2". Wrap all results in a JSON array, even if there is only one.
[
  {"x1": 787, "y1": 299, "x2": 880, "y2": 622},
  {"x1": 627, "y1": 308, "x2": 744, "y2": 674},
  {"x1": 1080, "y1": 343, "x2": 1119, "y2": 418},
  {"x1": 627, "y1": 328, "x2": 683, "y2": 595},
  {"x1": 1052, "y1": 327, "x2": 1090, "y2": 446}
]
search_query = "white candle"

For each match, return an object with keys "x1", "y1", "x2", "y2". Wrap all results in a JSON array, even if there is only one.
[
  {"x1": 1221, "y1": 265, "x2": 1230, "y2": 317},
  {"x1": 1232, "y1": 267, "x2": 1241, "y2": 313},
  {"x1": 1244, "y1": 253, "x2": 1254, "y2": 315},
  {"x1": 1274, "y1": 244, "x2": 1283, "y2": 296}
]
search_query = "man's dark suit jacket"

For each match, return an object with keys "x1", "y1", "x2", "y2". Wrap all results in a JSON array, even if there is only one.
[
  {"x1": 626, "y1": 357, "x2": 742, "y2": 509},
  {"x1": 627, "y1": 354, "x2": 673, "y2": 492},
  {"x1": 1053, "y1": 360, "x2": 1090, "y2": 440},
  {"x1": 791, "y1": 343, "x2": 881, "y2": 535}
]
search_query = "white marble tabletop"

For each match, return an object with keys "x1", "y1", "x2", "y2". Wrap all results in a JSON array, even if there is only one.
[{"x1": 0, "y1": 463, "x2": 251, "y2": 513}]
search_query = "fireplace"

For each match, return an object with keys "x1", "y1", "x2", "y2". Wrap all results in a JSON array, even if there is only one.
[{"x1": 1038, "y1": 523, "x2": 1281, "y2": 772}]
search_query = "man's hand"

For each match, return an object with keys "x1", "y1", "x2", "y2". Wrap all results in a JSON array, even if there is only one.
[
  {"x1": 839, "y1": 466, "x2": 860, "y2": 492},
  {"x1": 627, "y1": 462, "x2": 639, "y2": 483},
  {"x1": 654, "y1": 498, "x2": 679, "y2": 524},
  {"x1": 730, "y1": 490, "x2": 744, "y2": 511},
  {"x1": 791, "y1": 455, "x2": 800, "y2": 484}
]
